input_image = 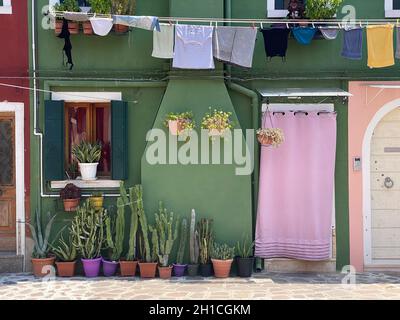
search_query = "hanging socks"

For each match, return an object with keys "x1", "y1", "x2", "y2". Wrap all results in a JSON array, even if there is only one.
[{"x1": 57, "y1": 18, "x2": 73, "y2": 70}]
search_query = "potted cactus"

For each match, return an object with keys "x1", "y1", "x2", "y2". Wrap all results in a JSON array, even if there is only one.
[
  {"x1": 236, "y1": 235, "x2": 255, "y2": 278},
  {"x1": 71, "y1": 200, "x2": 106, "y2": 277},
  {"x1": 27, "y1": 210, "x2": 63, "y2": 277},
  {"x1": 71, "y1": 140, "x2": 102, "y2": 181},
  {"x1": 173, "y1": 218, "x2": 188, "y2": 277},
  {"x1": 103, "y1": 197, "x2": 125, "y2": 277},
  {"x1": 119, "y1": 182, "x2": 139, "y2": 276},
  {"x1": 53, "y1": 0, "x2": 81, "y2": 35},
  {"x1": 135, "y1": 185, "x2": 158, "y2": 278},
  {"x1": 211, "y1": 243, "x2": 235, "y2": 278},
  {"x1": 52, "y1": 233, "x2": 77, "y2": 277},
  {"x1": 60, "y1": 183, "x2": 81, "y2": 212},
  {"x1": 187, "y1": 209, "x2": 200, "y2": 276},
  {"x1": 198, "y1": 218, "x2": 214, "y2": 277},
  {"x1": 89, "y1": 191, "x2": 104, "y2": 210},
  {"x1": 111, "y1": 0, "x2": 136, "y2": 34},
  {"x1": 152, "y1": 202, "x2": 179, "y2": 279}
]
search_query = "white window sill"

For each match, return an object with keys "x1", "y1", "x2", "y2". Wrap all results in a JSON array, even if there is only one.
[
  {"x1": 385, "y1": 10, "x2": 400, "y2": 18},
  {"x1": 267, "y1": 9, "x2": 288, "y2": 18},
  {"x1": 51, "y1": 179, "x2": 121, "y2": 189},
  {"x1": 0, "y1": 6, "x2": 12, "y2": 14}
]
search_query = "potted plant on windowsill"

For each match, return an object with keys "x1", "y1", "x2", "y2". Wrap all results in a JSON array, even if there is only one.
[
  {"x1": 111, "y1": 0, "x2": 136, "y2": 34},
  {"x1": 164, "y1": 111, "x2": 196, "y2": 137},
  {"x1": 72, "y1": 140, "x2": 102, "y2": 181},
  {"x1": 89, "y1": 192, "x2": 104, "y2": 210},
  {"x1": 236, "y1": 235, "x2": 255, "y2": 278},
  {"x1": 152, "y1": 202, "x2": 179, "y2": 279},
  {"x1": 52, "y1": 234, "x2": 77, "y2": 277},
  {"x1": 305, "y1": 0, "x2": 343, "y2": 21},
  {"x1": 60, "y1": 183, "x2": 81, "y2": 212},
  {"x1": 201, "y1": 108, "x2": 234, "y2": 138},
  {"x1": 71, "y1": 200, "x2": 106, "y2": 277},
  {"x1": 53, "y1": 0, "x2": 81, "y2": 35},
  {"x1": 256, "y1": 128, "x2": 284, "y2": 147},
  {"x1": 211, "y1": 243, "x2": 235, "y2": 278},
  {"x1": 173, "y1": 218, "x2": 188, "y2": 277},
  {"x1": 198, "y1": 218, "x2": 213, "y2": 277},
  {"x1": 187, "y1": 209, "x2": 200, "y2": 277},
  {"x1": 135, "y1": 185, "x2": 158, "y2": 278},
  {"x1": 27, "y1": 210, "x2": 63, "y2": 277},
  {"x1": 119, "y1": 182, "x2": 139, "y2": 276},
  {"x1": 85, "y1": 0, "x2": 113, "y2": 34}
]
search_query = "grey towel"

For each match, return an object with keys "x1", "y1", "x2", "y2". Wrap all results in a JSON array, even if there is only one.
[
  {"x1": 341, "y1": 27, "x2": 363, "y2": 60},
  {"x1": 396, "y1": 26, "x2": 400, "y2": 59},
  {"x1": 63, "y1": 12, "x2": 89, "y2": 22},
  {"x1": 319, "y1": 27, "x2": 340, "y2": 40},
  {"x1": 213, "y1": 26, "x2": 257, "y2": 68}
]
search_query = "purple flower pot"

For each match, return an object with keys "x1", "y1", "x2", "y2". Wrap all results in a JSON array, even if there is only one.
[
  {"x1": 81, "y1": 257, "x2": 102, "y2": 277},
  {"x1": 102, "y1": 258, "x2": 119, "y2": 277},
  {"x1": 173, "y1": 264, "x2": 187, "y2": 277}
]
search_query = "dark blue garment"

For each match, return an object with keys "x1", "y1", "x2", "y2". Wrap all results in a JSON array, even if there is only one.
[
  {"x1": 292, "y1": 27, "x2": 317, "y2": 45},
  {"x1": 341, "y1": 28, "x2": 363, "y2": 60}
]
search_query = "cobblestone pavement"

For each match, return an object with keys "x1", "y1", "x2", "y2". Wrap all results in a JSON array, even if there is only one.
[{"x1": 1, "y1": 272, "x2": 400, "y2": 300}]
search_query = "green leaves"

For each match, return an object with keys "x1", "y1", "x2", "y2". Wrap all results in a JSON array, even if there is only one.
[
  {"x1": 53, "y1": 0, "x2": 81, "y2": 12},
  {"x1": 236, "y1": 235, "x2": 254, "y2": 258},
  {"x1": 71, "y1": 140, "x2": 102, "y2": 163},
  {"x1": 111, "y1": 0, "x2": 136, "y2": 15},
  {"x1": 88, "y1": 0, "x2": 112, "y2": 14},
  {"x1": 51, "y1": 234, "x2": 77, "y2": 262},
  {"x1": 305, "y1": 0, "x2": 343, "y2": 20},
  {"x1": 211, "y1": 242, "x2": 235, "y2": 260}
]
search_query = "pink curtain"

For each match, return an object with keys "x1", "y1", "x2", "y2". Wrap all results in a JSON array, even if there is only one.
[{"x1": 255, "y1": 111, "x2": 337, "y2": 261}]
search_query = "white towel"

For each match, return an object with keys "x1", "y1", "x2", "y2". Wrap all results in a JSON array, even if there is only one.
[
  {"x1": 90, "y1": 17, "x2": 113, "y2": 36},
  {"x1": 152, "y1": 24, "x2": 174, "y2": 59}
]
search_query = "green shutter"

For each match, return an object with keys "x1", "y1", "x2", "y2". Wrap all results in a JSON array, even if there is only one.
[
  {"x1": 111, "y1": 100, "x2": 128, "y2": 180},
  {"x1": 44, "y1": 100, "x2": 65, "y2": 181}
]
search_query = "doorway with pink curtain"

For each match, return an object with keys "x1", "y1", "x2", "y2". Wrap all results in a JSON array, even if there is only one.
[{"x1": 255, "y1": 111, "x2": 337, "y2": 261}]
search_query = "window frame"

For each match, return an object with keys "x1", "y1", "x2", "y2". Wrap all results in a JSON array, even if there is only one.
[
  {"x1": 385, "y1": 0, "x2": 400, "y2": 18},
  {"x1": 0, "y1": 0, "x2": 12, "y2": 15},
  {"x1": 267, "y1": 0, "x2": 289, "y2": 18}
]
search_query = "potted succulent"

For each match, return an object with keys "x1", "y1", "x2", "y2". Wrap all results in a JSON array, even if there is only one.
[
  {"x1": 71, "y1": 200, "x2": 106, "y2": 277},
  {"x1": 89, "y1": 191, "x2": 104, "y2": 210},
  {"x1": 152, "y1": 202, "x2": 179, "y2": 279},
  {"x1": 53, "y1": 0, "x2": 81, "y2": 35},
  {"x1": 164, "y1": 111, "x2": 196, "y2": 137},
  {"x1": 201, "y1": 108, "x2": 234, "y2": 137},
  {"x1": 211, "y1": 242, "x2": 235, "y2": 278},
  {"x1": 198, "y1": 218, "x2": 214, "y2": 277},
  {"x1": 27, "y1": 210, "x2": 62, "y2": 277},
  {"x1": 71, "y1": 140, "x2": 102, "y2": 181},
  {"x1": 119, "y1": 182, "x2": 139, "y2": 276},
  {"x1": 135, "y1": 185, "x2": 158, "y2": 278},
  {"x1": 52, "y1": 234, "x2": 77, "y2": 277},
  {"x1": 256, "y1": 128, "x2": 284, "y2": 147},
  {"x1": 173, "y1": 218, "x2": 188, "y2": 277},
  {"x1": 111, "y1": 0, "x2": 136, "y2": 34},
  {"x1": 103, "y1": 198, "x2": 125, "y2": 277},
  {"x1": 187, "y1": 209, "x2": 200, "y2": 277},
  {"x1": 60, "y1": 183, "x2": 81, "y2": 212},
  {"x1": 236, "y1": 235, "x2": 255, "y2": 278}
]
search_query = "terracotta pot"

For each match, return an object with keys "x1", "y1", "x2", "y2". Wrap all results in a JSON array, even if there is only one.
[
  {"x1": 120, "y1": 260, "x2": 138, "y2": 277},
  {"x1": 138, "y1": 262, "x2": 157, "y2": 278},
  {"x1": 257, "y1": 134, "x2": 274, "y2": 146},
  {"x1": 158, "y1": 266, "x2": 173, "y2": 279},
  {"x1": 114, "y1": 24, "x2": 129, "y2": 34},
  {"x1": 89, "y1": 197, "x2": 103, "y2": 210},
  {"x1": 55, "y1": 20, "x2": 79, "y2": 35},
  {"x1": 63, "y1": 198, "x2": 80, "y2": 212},
  {"x1": 83, "y1": 21, "x2": 93, "y2": 35},
  {"x1": 31, "y1": 257, "x2": 55, "y2": 277},
  {"x1": 168, "y1": 120, "x2": 186, "y2": 136},
  {"x1": 211, "y1": 258, "x2": 233, "y2": 278},
  {"x1": 55, "y1": 261, "x2": 76, "y2": 277}
]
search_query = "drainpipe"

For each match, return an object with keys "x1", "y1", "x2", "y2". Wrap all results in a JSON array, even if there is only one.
[
  {"x1": 226, "y1": 82, "x2": 262, "y2": 271},
  {"x1": 224, "y1": 0, "x2": 232, "y2": 82}
]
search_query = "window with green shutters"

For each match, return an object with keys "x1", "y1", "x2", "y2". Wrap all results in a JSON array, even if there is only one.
[{"x1": 44, "y1": 100, "x2": 128, "y2": 182}]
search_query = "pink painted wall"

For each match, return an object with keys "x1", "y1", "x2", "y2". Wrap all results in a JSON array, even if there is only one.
[{"x1": 348, "y1": 81, "x2": 400, "y2": 271}]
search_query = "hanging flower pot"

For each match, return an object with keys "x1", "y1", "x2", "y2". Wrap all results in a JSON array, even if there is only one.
[
  {"x1": 201, "y1": 108, "x2": 234, "y2": 138},
  {"x1": 164, "y1": 112, "x2": 195, "y2": 136},
  {"x1": 89, "y1": 193, "x2": 104, "y2": 210},
  {"x1": 256, "y1": 128, "x2": 284, "y2": 147},
  {"x1": 60, "y1": 183, "x2": 81, "y2": 212}
]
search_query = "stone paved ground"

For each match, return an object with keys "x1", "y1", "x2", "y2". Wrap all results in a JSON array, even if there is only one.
[{"x1": 1, "y1": 272, "x2": 400, "y2": 300}]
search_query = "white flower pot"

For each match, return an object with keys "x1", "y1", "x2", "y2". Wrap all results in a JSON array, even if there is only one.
[{"x1": 78, "y1": 163, "x2": 99, "y2": 181}]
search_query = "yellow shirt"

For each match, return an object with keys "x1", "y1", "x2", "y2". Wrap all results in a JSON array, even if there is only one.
[{"x1": 367, "y1": 25, "x2": 395, "y2": 69}]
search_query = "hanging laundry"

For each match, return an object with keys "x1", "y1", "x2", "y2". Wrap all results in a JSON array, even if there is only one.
[
  {"x1": 57, "y1": 18, "x2": 73, "y2": 70},
  {"x1": 341, "y1": 27, "x2": 363, "y2": 60},
  {"x1": 63, "y1": 12, "x2": 89, "y2": 22},
  {"x1": 172, "y1": 25, "x2": 215, "y2": 70},
  {"x1": 367, "y1": 25, "x2": 395, "y2": 68},
  {"x1": 396, "y1": 26, "x2": 400, "y2": 59},
  {"x1": 152, "y1": 23, "x2": 174, "y2": 59},
  {"x1": 112, "y1": 15, "x2": 161, "y2": 31},
  {"x1": 213, "y1": 26, "x2": 257, "y2": 68},
  {"x1": 260, "y1": 28, "x2": 290, "y2": 60},
  {"x1": 292, "y1": 27, "x2": 317, "y2": 45},
  {"x1": 89, "y1": 17, "x2": 114, "y2": 36},
  {"x1": 319, "y1": 27, "x2": 340, "y2": 40}
]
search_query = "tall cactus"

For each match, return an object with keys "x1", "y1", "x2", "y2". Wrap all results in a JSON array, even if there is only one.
[
  {"x1": 149, "y1": 225, "x2": 159, "y2": 263},
  {"x1": 134, "y1": 185, "x2": 152, "y2": 262},
  {"x1": 105, "y1": 196, "x2": 125, "y2": 261},
  {"x1": 189, "y1": 209, "x2": 199, "y2": 265},
  {"x1": 198, "y1": 218, "x2": 213, "y2": 264},
  {"x1": 177, "y1": 218, "x2": 187, "y2": 264}
]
